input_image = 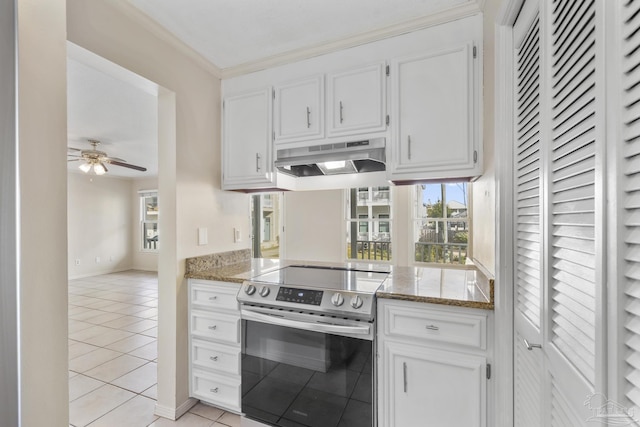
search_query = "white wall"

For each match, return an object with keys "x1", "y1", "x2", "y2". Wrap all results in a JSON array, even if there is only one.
[
  {"x1": 132, "y1": 176, "x2": 159, "y2": 271},
  {"x1": 0, "y1": 0, "x2": 18, "y2": 424},
  {"x1": 18, "y1": 0, "x2": 69, "y2": 425},
  {"x1": 283, "y1": 190, "x2": 344, "y2": 262},
  {"x1": 68, "y1": 173, "x2": 134, "y2": 278},
  {"x1": 67, "y1": 0, "x2": 251, "y2": 416}
]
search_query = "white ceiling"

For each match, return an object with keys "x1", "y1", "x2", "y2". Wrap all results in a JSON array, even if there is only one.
[
  {"x1": 67, "y1": 45, "x2": 158, "y2": 178},
  {"x1": 127, "y1": 0, "x2": 467, "y2": 70},
  {"x1": 67, "y1": 0, "x2": 468, "y2": 179}
]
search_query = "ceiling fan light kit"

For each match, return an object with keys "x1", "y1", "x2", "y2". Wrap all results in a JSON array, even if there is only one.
[{"x1": 68, "y1": 139, "x2": 147, "y2": 175}]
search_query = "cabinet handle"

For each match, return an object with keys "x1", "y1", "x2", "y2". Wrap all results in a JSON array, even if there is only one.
[
  {"x1": 425, "y1": 324, "x2": 439, "y2": 331},
  {"x1": 306, "y1": 107, "x2": 311, "y2": 128},
  {"x1": 210, "y1": 387, "x2": 219, "y2": 393},
  {"x1": 210, "y1": 356, "x2": 219, "y2": 362},
  {"x1": 403, "y1": 362, "x2": 408, "y2": 393},
  {"x1": 208, "y1": 325, "x2": 217, "y2": 330},
  {"x1": 408, "y1": 135, "x2": 412, "y2": 160},
  {"x1": 208, "y1": 296, "x2": 218, "y2": 301},
  {"x1": 523, "y1": 338, "x2": 542, "y2": 351},
  {"x1": 339, "y1": 101, "x2": 344, "y2": 124},
  {"x1": 256, "y1": 153, "x2": 261, "y2": 172}
]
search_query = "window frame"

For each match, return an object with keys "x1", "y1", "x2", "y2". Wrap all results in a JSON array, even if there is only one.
[
  {"x1": 139, "y1": 190, "x2": 159, "y2": 253},
  {"x1": 412, "y1": 183, "x2": 472, "y2": 266},
  {"x1": 345, "y1": 187, "x2": 393, "y2": 263}
]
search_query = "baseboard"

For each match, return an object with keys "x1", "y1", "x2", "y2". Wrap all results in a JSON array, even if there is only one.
[
  {"x1": 68, "y1": 266, "x2": 132, "y2": 280},
  {"x1": 154, "y1": 398, "x2": 198, "y2": 421}
]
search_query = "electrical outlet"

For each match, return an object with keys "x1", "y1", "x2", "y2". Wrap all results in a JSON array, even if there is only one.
[
  {"x1": 75, "y1": 259, "x2": 80, "y2": 266},
  {"x1": 95, "y1": 256, "x2": 101, "y2": 264},
  {"x1": 234, "y1": 228, "x2": 241, "y2": 243}
]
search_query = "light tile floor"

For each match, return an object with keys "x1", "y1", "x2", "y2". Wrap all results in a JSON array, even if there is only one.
[{"x1": 69, "y1": 270, "x2": 240, "y2": 427}]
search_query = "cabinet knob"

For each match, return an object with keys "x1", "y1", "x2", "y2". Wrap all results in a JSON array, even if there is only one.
[
  {"x1": 210, "y1": 356, "x2": 218, "y2": 362},
  {"x1": 208, "y1": 295, "x2": 218, "y2": 301},
  {"x1": 208, "y1": 325, "x2": 217, "y2": 330},
  {"x1": 210, "y1": 387, "x2": 219, "y2": 393}
]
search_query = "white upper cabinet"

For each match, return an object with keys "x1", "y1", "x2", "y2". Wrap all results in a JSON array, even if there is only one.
[
  {"x1": 222, "y1": 88, "x2": 275, "y2": 190},
  {"x1": 389, "y1": 42, "x2": 481, "y2": 181},
  {"x1": 274, "y1": 75, "x2": 324, "y2": 144},
  {"x1": 327, "y1": 63, "x2": 387, "y2": 137}
]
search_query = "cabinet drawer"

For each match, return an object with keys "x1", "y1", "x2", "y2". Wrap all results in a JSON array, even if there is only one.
[
  {"x1": 191, "y1": 310, "x2": 240, "y2": 345},
  {"x1": 191, "y1": 369, "x2": 241, "y2": 412},
  {"x1": 190, "y1": 282, "x2": 239, "y2": 311},
  {"x1": 383, "y1": 303, "x2": 486, "y2": 350},
  {"x1": 192, "y1": 339, "x2": 240, "y2": 375}
]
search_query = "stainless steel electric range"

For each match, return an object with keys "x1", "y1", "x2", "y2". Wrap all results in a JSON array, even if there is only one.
[{"x1": 237, "y1": 265, "x2": 390, "y2": 427}]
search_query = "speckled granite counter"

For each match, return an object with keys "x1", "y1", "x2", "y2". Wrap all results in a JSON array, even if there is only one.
[
  {"x1": 377, "y1": 266, "x2": 493, "y2": 309},
  {"x1": 185, "y1": 251, "x2": 493, "y2": 310}
]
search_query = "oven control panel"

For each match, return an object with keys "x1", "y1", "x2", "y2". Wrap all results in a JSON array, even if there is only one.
[
  {"x1": 276, "y1": 287, "x2": 323, "y2": 305},
  {"x1": 238, "y1": 282, "x2": 376, "y2": 320}
]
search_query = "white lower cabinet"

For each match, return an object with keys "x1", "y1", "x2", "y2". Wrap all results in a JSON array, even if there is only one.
[
  {"x1": 378, "y1": 299, "x2": 491, "y2": 427},
  {"x1": 188, "y1": 280, "x2": 241, "y2": 413}
]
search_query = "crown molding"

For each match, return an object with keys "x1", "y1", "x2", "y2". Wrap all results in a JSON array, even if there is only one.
[
  {"x1": 112, "y1": 0, "x2": 223, "y2": 78},
  {"x1": 220, "y1": 1, "x2": 483, "y2": 79}
]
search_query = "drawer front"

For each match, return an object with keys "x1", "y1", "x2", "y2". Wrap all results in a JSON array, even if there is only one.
[
  {"x1": 190, "y1": 282, "x2": 239, "y2": 311},
  {"x1": 384, "y1": 303, "x2": 486, "y2": 350},
  {"x1": 191, "y1": 311, "x2": 240, "y2": 344},
  {"x1": 192, "y1": 339, "x2": 240, "y2": 375},
  {"x1": 191, "y1": 369, "x2": 241, "y2": 412}
]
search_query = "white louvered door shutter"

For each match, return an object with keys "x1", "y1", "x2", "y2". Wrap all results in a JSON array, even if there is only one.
[
  {"x1": 622, "y1": 0, "x2": 640, "y2": 416},
  {"x1": 512, "y1": 2, "x2": 544, "y2": 425},
  {"x1": 545, "y1": 0, "x2": 603, "y2": 423}
]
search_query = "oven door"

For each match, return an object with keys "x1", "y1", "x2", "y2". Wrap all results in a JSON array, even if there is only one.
[{"x1": 240, "y1": 307, "x2": 375, "y2": 427}]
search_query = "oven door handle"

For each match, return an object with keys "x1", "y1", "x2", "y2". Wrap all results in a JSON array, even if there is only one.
[{"x1": 241, "y1": 309, "x2": 372, "y2": 336}]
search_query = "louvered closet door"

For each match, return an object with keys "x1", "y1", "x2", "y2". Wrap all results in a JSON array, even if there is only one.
[
  {"x1": 512, "y1": 2, "x2": 544, "y2": 426},
  {"x1": 622, "y1": 0, "x2": 640, "y2": 415},
  {"x1": 511, "y1": 0, "x2": 605, "y2": 424},
  {"x1": 545, "y1": 0, "x2": 601, "y2": 423}
]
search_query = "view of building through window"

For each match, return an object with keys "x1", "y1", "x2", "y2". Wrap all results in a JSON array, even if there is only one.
[
  {"x1": 251, "y1": 193, "x2": 281, "y2": 258},
  {"x1": 346, "y1": 187, "x2": 392, "y2": 261},
  {"x1": 414, "y1": 183, "x2": 470, "y2": 264},
  {"x1": 140, "y1": 191, "x2": 158, "y2": 252}
]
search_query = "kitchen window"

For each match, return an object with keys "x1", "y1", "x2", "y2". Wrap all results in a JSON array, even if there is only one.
[
  {"x1": 346, "y1": 187, "x2": 392, "y2": 261},
  {"x1": 414, "y1": 183, "x2": 470, "y2": 264},
  {"x1": 140, "y1": 191, "x2": 158, "y2": 252},
  {"x1": 250, "y1": 193, "x2": 281, "y2": 258}
]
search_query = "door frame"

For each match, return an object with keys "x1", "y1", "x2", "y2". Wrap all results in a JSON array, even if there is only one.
[{"x1": 494, "y1": 0, "x2": 527, "y2": 425}]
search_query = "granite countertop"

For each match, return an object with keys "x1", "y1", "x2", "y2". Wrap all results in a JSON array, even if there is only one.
[{"x1": 185, "y1": 251, "x2": 493, "y2": 310}]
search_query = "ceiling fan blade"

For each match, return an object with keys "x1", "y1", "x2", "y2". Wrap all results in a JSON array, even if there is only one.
[
  {"x1": 103, "y1": 156, "x2": 126, "y2": 163},
  {"x1": 107, "y1": 159, "x2": 147, "y2": 172},
  {"x1": 67, "y1": 159, "x2": 82, "y2": 162},
  {"x1": 67, "y1": 154, "x2": 83, "y2": 158},
  {"x1": 67, "y1": 147, "x2": 82, "y2": 152}
]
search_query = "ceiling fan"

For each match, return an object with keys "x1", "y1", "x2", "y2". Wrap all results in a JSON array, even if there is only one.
[{"x1": 67, "y1": 139, "x2": 147, "y2": 175}]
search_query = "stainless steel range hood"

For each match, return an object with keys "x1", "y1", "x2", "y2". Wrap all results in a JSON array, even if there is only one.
[{"x1": 274, "y1": 138, "x2": 386, "y2": 177}]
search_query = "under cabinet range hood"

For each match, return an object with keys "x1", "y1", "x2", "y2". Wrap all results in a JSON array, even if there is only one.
[{"x1": 274, "y1": 138, "x2": 386, "y2": 177}]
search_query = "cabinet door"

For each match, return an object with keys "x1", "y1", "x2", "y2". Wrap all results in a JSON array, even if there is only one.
[
  {"x1": 381, "y1": 340, "x2": 486, "y2": 427},
  {"x1": 222, "y1": 88, "x2": 274, "y2": 190},
  {"x1": 327, "y1": 63, "x2": 387, "y2": 137},
  {"x1": 274, "y1": 75, "x2": 324, "y2": 144},
  {"x1": 390, "y1": 43, "x2": 479, "y2": 180}
]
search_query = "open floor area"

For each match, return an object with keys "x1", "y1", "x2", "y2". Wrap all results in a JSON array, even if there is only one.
[{"x1": 68, "y1": 270, "x2": 240, "y2": 427}]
